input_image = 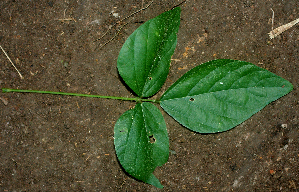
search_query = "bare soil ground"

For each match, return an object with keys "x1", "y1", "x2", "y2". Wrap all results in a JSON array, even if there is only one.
[{"x1": 0, "y1": 0, "x2": 298, "y2": 191}]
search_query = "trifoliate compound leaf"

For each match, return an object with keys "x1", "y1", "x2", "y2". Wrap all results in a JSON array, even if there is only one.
[
  {"x1": 117, "y1": 7, "x2": 181, "y2": 98},
  {"x1": 160, "y1": 59, "x2": 293, "y2": 133},
  {"x1": 114, "y1": 102, "x2": 169, "y2": 188}
]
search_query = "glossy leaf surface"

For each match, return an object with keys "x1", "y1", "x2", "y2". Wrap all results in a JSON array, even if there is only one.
[
  {"x1": 114, "y1": 102, "x2": 169, "y2": 188},
  {"x1": 117, "y1": 7, "x2": 181, "y2": 97},
  {"x1": 160, "y1": 59, "x2": 293, "y2": 133}
]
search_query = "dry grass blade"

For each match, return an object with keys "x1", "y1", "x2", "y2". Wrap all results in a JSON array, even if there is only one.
[{"x1": 269, "y1": 18, "x2": 299, "y2": 39}]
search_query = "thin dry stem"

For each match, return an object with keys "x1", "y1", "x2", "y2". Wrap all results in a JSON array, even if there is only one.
[
  {"x1": 55, "y1": 9, "x2": 77, "y2": 23},
  {"x1": 270, "y1": 8, "x2": 274, "y2": 32},
  {"x1": 94, "y1": 0, "x2": 154, "y2": 49},
  {"x1": 95, "y1": 22, "x2": 130, "y2": 50},
  {"x1": 171, "y1": 0, "x2": 186, "y2": 10},
  {"x1": 0, "y1": 45, "x2": 24, "y2": 79}
]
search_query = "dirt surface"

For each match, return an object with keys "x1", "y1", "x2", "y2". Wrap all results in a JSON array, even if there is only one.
[{"x1": 0, "y1": 0, "x2": 298, "y2": 191}]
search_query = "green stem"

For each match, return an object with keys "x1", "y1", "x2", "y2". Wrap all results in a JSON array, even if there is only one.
[{"x1": 2, "y1": 88, "x2": 160, "y2": 103}]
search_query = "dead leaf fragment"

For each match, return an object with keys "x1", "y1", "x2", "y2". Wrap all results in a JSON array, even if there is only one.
[
  {"x1": 183, "y1": 46, "x2": 195, "y2": 58},
  {"x1": 197, "y1": 32, "x2": 208, "y2": 44},
  {"x1": 0, "y1": 97, "x2": 8, "y2": 105}
]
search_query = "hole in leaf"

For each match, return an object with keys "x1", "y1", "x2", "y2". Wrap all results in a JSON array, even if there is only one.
[
  {"x1": 189, "y1": 97, "x2": 195, "y2": 101},
  {"x1": 149, "y1": 77, "x2": 152, "y2": 80},
  {"x1": 149, "y1": 135, "x2": 156, "y2": 143}
]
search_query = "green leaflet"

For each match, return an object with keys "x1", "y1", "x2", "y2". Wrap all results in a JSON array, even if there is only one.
[
  {"x1": 117, "y1": 7, "x2": 181, "y2": 98},
  {"x1": 114, "y1": 102, "x2": 169, "y2": 188},
  {"x1": 160, "y1": 59, "x2": 293, "y2": 133}
]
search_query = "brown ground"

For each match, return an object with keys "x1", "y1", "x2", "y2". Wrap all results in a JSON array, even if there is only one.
[{"x1": 0, "y1": 0, "x2": 298, "y2": 191}]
